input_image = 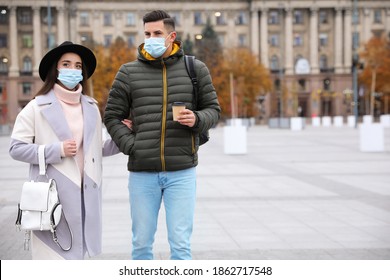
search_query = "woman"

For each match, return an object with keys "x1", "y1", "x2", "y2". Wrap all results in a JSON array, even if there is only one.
[{"x1": 9, "y1": 41, "x2": 130, "y2": 259}]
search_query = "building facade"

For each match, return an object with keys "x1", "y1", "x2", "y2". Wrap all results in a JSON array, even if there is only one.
[{"x1": 1, "y1": 0, "x2": 389, "y2": 127}]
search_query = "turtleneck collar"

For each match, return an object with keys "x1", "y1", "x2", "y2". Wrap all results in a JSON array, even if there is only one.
[{"x1": 53, "y1": 83, "x2": 82, "y2": 104}]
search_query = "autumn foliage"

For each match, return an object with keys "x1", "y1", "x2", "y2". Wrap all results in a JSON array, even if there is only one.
[
  {"x1": 211, "y1": 48, "x2": 272, "y2": 118},
  {"x1": 359, "y1": 36, "x2": 390, "y2": 115},
  {"x1": 91, "y1": 37, "x2": 137, "y2": 116}
]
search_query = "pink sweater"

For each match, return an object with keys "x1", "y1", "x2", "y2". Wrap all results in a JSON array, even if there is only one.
[{"x1": 54, "y1": 83, "x2": 84, "y2": 176}]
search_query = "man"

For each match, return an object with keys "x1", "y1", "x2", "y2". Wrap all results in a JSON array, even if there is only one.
[{"x1": 104, "y1": 10, "x2": 220, "y2": 260}]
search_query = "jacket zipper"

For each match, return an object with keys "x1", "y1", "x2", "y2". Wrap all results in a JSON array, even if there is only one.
[{"x1": 160, "y1": 62, "x2": 167, "y2": 171}]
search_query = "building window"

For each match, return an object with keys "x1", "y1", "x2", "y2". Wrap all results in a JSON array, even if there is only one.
[
  {"x1": 269, "y1": 34, "x2": 279, "y2": 47},
  {"x1": 80, "y1": 33, "x2": 92, "y2": 45},
  {"x1": 103, "y1": 12, "x2": 112, "y2": 26},
  {"x1": 319, "y1": 10, "x2": 328, "y2": 24},
  {"x1": 22, "y1": 56, "x2": 32, "y2": 73},
  {"x1": 47, "y1": 34, "x2": 56, "y2": 48},
  {"x1": 194, "y1": 12, "x2": 203, "y2": 25},
  {"x1": 80, "y1": 12, "x2": 89, "y2": 26},
  {"x1": 293, "y1": 10, "x2": 304, "y2": 24},
  {"x1": 323, "y1": 78, "x2": 331, "y2": 91},
  {"x1": 270, "y1": 55, "x2": 279, "y2": 71},
  {"x1": 215, "y1": 12, "x2": 226, "y2": 25},
  {"x1": 319, "y1": 55, "x2": 328, "y2": 70},
  {"x1": 217, "y1": 33, "x2": 225, "y2": 46},
  {"x1": 319, "y1": 33, "x2": 328, "y2": 46},
  {"x1": 293, "y1": 33, "x2": 303, "y2": 46},
  {"x1": 0, "y1": 57, "x2": 8, "y2": 73},
  {"x1": 236, "y1": 11, "x2": 247, "y2": 25},
  {"x1": 126, "y1": 34, "x2": 136, "y2": 48},
  {"x1": 126, "y1": 12, "x2": 135, "y2": 26},
  {"x1": 374, "y1": 9, "x2": 382, "y2": 23},
  {"x1": 0, "y1": 7, "x2": 9, "y2": 24},
  {"x1": 22, "y1": 34, "x2": 33, "y2": 48},
  {"x1": 22, "y1": 82, "x2": 32, "y2": 95},
  {"x1": 274, "y1": 78, "x2": 281, "y2": 91},
  {"x1": 104, "y1": 34, "x2": 112, "y2": 47},
  {"x1": 0, "y1": 33, "x2": 7, "y2": 48},
  {"x1": 269, "y1": 11, "x2": 280, "y2": 25},
  {"x1": 298, "y1": 79, "x2": 306, "y2": 91},
  {"x1": 238, "y1": 34, "x2": 247, "y2": 47},
  {"x1": 18, "y1": 8, "x2": 32, "y2": 25},
  {"x1": 170, "y1": 12, "x2": 181, "y2": 26}
]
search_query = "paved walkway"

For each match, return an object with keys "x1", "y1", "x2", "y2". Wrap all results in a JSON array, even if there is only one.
[{"x1": 1, "y1": 124, "x2": 390, "y2": 260}]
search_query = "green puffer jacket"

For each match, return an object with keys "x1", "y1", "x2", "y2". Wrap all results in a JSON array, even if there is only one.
[{"x1": 104, "y1": 42, "x2": 221, "y2": 172}]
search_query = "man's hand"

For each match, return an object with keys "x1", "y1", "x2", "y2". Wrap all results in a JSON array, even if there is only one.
[{"x1": 177, "y1": 109, "x2": 196, "y2": 127}]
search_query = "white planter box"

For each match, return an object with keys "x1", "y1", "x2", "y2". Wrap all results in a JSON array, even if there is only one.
[
  {"x1": 347, "y1": 115, "x2": 356, "y2": 127},
  {"x1": 290, "y1": 117, "x2": 304, "y2": 131},
  {"x1": 380, "y1": 114, "x2": 390, "y2": 128},
  {"x1": 359, "y1": 123, "x2": 385, "y2": 152},
  {"x1": 363, "y1": 115, "x2": 373, "y2": 124},
  {"x1": 333, "y1": 116, "x2": 343, "y2": 127},
  {"x1": 322, "y1": 116, "x2": 332, "y2": 127},
  {"x1": 224, "y1": 125, "x2": 247, "y2": 155},
  {"x1": 312, "y1": 117, "x2": 321, "y2": 127}
]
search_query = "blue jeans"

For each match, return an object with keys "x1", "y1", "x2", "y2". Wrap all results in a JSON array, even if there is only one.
[{"x1": 128, "y1": 167, "x2": 196, "y2": 260}]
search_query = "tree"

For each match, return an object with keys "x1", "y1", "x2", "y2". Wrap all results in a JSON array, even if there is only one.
[
  {"x1": 359, "y1": 36, "x2": 390, "y2": 116},
  {"x1": 195, "y1": 17, "x2": 222, "y2": 68},
  {"x1": 183, "y1": 34, "x2": 194, "y2": 55},
  {"x1": 227, "y1": 48, "x2": 272, "y2": 118},
  {"x1": 91, "y1": 37, "x2": 137, "y2": 116}
]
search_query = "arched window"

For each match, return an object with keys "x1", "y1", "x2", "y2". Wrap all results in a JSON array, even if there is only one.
[
  {"x1": 295, "y1": 54, "x2": 303, "y2": 65},
  {"x1": 22, "y1": 56, "x2": 32, "y2": 73}
]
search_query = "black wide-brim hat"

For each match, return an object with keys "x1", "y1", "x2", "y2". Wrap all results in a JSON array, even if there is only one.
[{"x1": 39, "y1": 41, "x2": 97, "y2": 81}]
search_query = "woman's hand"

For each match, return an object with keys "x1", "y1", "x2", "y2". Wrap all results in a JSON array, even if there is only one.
[
  {"x1": 122, "y1": 119, "x2": 133, "y2": 130},
  {"x1": 63, "y1": 139, "x2": 77, "y2": 157}
]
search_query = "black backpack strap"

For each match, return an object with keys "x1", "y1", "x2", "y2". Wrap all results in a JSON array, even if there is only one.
[{"x1": 184, "y1": 55, "x2": 198, "y2": 108}]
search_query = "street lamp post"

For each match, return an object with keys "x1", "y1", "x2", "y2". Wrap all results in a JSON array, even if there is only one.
[
  {"x1": 278, "y1": 3, "x2": 284, "y2": 124},
  {"x1": 352, "y1": 0, "x2": 359, "y2": 128}
]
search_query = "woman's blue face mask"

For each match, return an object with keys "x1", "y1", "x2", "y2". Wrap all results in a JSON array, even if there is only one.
[{"x1": 57, "y1": 68, "x2": 83, "y2": 89}]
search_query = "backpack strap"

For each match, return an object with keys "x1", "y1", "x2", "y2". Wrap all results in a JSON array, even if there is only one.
[{"x1": 184, "y1": 55, "x2": 199, "y2": 108}]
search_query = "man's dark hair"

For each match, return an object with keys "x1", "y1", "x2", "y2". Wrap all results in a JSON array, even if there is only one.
[{"x1": 143, "y1": 10, "x2": 175, "y2": 31}]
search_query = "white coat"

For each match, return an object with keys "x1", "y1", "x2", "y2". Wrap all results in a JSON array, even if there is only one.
[{"x1": 9, "y1": 90, "x2": 119, "y2": 259}]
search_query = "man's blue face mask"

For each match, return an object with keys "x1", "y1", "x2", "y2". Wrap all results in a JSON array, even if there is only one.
[{"x1": 144, "y1": 33, "x2": 172, "y2": 58}]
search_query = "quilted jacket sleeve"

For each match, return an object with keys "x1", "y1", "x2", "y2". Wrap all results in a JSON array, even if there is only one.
[
  {"x1": 192, "y1": 60, "x2": 221, "y2": 134},
  {"x1": 103, "y1": 64, "x2": 135, "y2": 155}
]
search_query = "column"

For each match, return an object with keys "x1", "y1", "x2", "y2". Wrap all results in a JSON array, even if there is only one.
[
  {"x1": 386, "y1": 9, "x2": 390, "y2": 39},
  {"x1": 227, "y1": 11, "x2": 236, "y2": 47},
  {"x1": 285, "y1": 8, "x2": 293, "y2": 75},
  {"x1": 114, "y1": 11, "x2": 123, "y2": 40},
  {"x1": 9, "y1": 7, "x2": 19, "y2": 77},
  {"x1": 33, "y1": 6, "x2": 42, "y2": 76},
  {"x1": 57, "y1": 7, "x2": 66, "y2": 43},
  {"x1": 92, "y1": 10, "x2": 101, "y2": 44},
  {"x1": 68, "y1": 5, "x2": 77, "y2": 42},
  {"x1": 334, "y1": 7, "x2": 343, "y2": 74},
  {"x1": 363, "y1": 8, "x2": 371, "y2": 41},
  {"x1": 250, "y1": 9, "x2": 259, "y2": 58},
  {"x1": 182, "y1": 10, "x2": 191, "y2": 43},
  {"x1": 344, "y1": 8, "x2": 352, "y2": 74},
  {"x1": 310, "y1": 7, "x2": 319, "y2": 74},
  {"x1": 260, "y1": 8, "x2": 268, "y2": 67}
]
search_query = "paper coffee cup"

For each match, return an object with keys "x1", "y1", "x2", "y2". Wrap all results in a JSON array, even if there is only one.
[{"x1": 172, "y1": 102, "x2": 185, "y2": 121}]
